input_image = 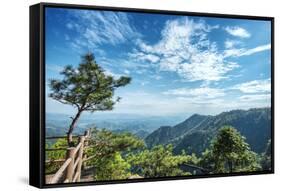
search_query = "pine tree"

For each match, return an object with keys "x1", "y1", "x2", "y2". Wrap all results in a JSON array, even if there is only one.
[
  {"x1": 200, "y1": 126, "x2": 260, "y2": 173},
  {"x1": 128, "y1": 144, "x2": 196, "y2": 178},
  {"x1": 49, "y1": 53, "x2": 131, "y2": 145},
  {"x1": 84, "y1": 128, "x2": 144, "y2": 180}
]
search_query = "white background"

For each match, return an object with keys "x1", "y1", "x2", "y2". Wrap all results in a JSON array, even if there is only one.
[{"x1": 0, "y1": 0, "x2": 279, "y2": 190}]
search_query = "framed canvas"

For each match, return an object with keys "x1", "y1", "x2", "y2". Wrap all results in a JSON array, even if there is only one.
[{"x1": 29, "y1": 2, "x2": 274, "y2": 188}]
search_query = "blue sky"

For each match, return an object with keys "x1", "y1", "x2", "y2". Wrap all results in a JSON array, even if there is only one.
[{"x1": 45, "y1": 7, "x2": 271, "y2": 116}]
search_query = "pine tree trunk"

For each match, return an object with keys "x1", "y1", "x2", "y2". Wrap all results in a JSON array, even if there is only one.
[{"x1": 67, "y1": 110, "x2": 82, "y2": 146}]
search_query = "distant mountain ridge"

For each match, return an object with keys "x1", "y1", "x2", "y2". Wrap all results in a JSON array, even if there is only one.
[
  {"x1": 145, "y1": 107, "x2": 271, "y2": 155},
  {"x1": 46, "y1": 113, "x2": 186, "y2": 137}
]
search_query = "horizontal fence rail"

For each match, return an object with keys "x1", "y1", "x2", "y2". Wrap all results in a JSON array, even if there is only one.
[
  {"x1": 46, "y1": 134, "x2": 86, "y2": 140},
  {"x1": 46, "y1": 129, "x2": 91, "y2": 184}
]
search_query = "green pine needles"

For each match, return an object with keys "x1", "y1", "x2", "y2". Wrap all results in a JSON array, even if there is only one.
[{"x1": 49, "y1": 53, "x2": 131, "y2": 145}]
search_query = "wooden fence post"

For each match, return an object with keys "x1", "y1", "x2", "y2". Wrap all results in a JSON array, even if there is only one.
[
  {"x1": 65, "y1": 147, "x2": 75, "y2": 182},
  {"x1": 82, "y1": 129, "x2": 90, "y2": 171},
  {"x1": 84, "y1": 129, "x2": 90, "y2": 137},
  {"x1": 77, "y1": 136, "x2": 85, "y2": 181}
]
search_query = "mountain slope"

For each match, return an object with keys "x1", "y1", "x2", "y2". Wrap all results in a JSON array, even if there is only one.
[
  {"x1": 145, "y1": 114, "x2": 209, "y2": 147},
  {"x1": 145, "y1": 107, "x2": 271, "y2": 155}
]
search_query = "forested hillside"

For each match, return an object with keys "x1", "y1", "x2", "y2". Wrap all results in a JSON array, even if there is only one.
[
  {"x1": 145, "y1": 108, "x2": 271, "y2": 155},
  {"x1": 47, "y1": 107, "x2": 272, "y2": 182}
]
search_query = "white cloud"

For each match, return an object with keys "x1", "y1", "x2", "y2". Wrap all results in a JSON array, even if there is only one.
[
  {"x1": 129, "y1": 52, "x2": 160, "y2": 63},
  {"x1": 66, "y1": 10, "x2": 139, "y2": 49},
  {"x1": 223, "y1": 48, "x2": 244, "y2": 57},
  {"x1": 111, "y1": 90, "x2": 236, "y2": 116},
  {"x1": 135, "y1": 39, "x2": 154, "y2": 52},
  {"x1": 103, "y1": 69, "x2": 126, "y2": 79},
  {"x1": 104, "y1": 70, "x2": 119, "y2": 78},
  {"x1": 159, "y1": 55, "x2": 183, "y2": 72},
  {"x1": 176, "y1": 96, "x2": 225, "y2": 106},
  {"x1": 240, "y1": 44, "x2": 271, "y2": 56},
  {"x1": 112, "y1": 91, "x2": 189, "y2": 115},
  {"x1": 224, "y1": 44, "x2": 271, "y2": 58},
  {"x1": 124, "y1": 69, "x2": 130, "y2": 75},
  {"x1": 224, "y1": 39, "x2": 242, "y2": 49},
  {"x1": 134, "y1": 18, "x2": 238, "y2": 82},
  {"x1": 231, "y1": 78, "x2": 271, "y2": 93},
  {"x1": 97, "y1": 56, "x2": 151, "y2": 77},
  {"x1": 151, "y1": 75, "x2": 162, "y2": 80},
  {"x1": 143, "y1": 54, "x2": 160, "y2": 63},
  {"x1": 158, "y1": 81, "x2": 271, "y2": 114},
  {"x1": 163, "y1": 87, "x2": 225, "y2": 99},
  {"x1": 239, "y1": 94, "x2": 271, "y2": 102},
  {"x1": 225, "y1": 26, "x2": 251, "y2": 38}
]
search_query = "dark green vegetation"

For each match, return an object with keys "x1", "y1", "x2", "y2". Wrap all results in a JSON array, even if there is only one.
[
  {"x1": 146, "y1": 108, "x2": 271, "y2": 155},
  {"x1": 46, "y1": 138, "x2": 68, "y2": 174},
  {"x1": 127, "y1": 144, "x2": 197, "y2": 177},
  {"x1": 83, "y1": 128, "x2": 144, "y2": 180},
  {"x1": 46, "y1": 108, "x2": 272, "y2": 180},
  {"x1": 49, "y1": 53, "x2": 131, "y2": 145},
  {"x1": 199, "y1": 127, "x2": 260, "y2": 173}
]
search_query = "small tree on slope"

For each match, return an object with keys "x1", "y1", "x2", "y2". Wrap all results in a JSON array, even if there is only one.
[{"x1": 49, "y1": 53, "x2": 131, "y2": 146}]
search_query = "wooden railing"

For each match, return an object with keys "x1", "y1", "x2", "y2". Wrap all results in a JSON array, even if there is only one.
[{"x1": 46, "y1": 129, "x2": 91, "y2": 184}]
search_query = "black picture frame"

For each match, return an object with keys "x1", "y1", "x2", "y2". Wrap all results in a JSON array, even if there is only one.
[{"x1": 30, "y1": 2, "x2": 274, "y2": 188}]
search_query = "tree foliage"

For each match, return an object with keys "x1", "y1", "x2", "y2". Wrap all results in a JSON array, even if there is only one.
[
  {"x1": 85, "y1": 128, "x2": 144, "y2": 159},
  {"x1": 127, "y1": 144, "x2": 197, "y2": 178},
  {"x1": 200, "y1": 126, "x2": 260, "y2": 173},
  {"x1": 45, "y1": 138, "x2": 68, "y2": 174},
  {"x1": 93, "y1": 152, "x2": 131, "y2": 180},
  {"x1": 46, "y1": 125, "x2": 268, "y2": 180},
  {"x1": 49, "y1": 53, "x2": 131, "y2": 145},
  {"x1": 260, "y1": 139, "x2": 272, "y2": 171},
  {"x1": 84, "y1": 128, "x2": 144, "y2": 180}
]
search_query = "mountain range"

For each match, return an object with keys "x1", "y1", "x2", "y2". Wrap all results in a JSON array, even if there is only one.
[
  {"x1": 46, "y1": 113, "x2": 186, "y2": 138},
  {"x1": 145, "y1": 107, "x2": 271, "y2": 155}
]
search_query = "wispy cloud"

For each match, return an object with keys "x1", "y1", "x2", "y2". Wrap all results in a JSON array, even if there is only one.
[
  {"x1": 66, "y1": 10, "x2": 139, "y2": 49},
  {"x1": 231, "y1": 78, "x2": 271, "y2": 93},
  {"x1": 114, "y1": 90, "x2": 227, "y2": 115},
  {"x1": 150, "y1": 74, "x2": 162, "y2": 80},
  {"x1": 239, "y1": 44, "x2": 271, "y2": 56},
  {"x1": 224, "y1": 44, "x2": 271, "y2": 58},
  {"x1": 225, "y1": 26, "x2": 251, "y2": 38},
  {"x1": 129, "y1": 51, "x2": 160, "y2": 63},
  {"x1": 163, "y1": 87, "x2": 225, "y2": 99},
  {"x1": 113, "y1": 91, "x2": 186, "y2": 115},
  {"x1": 239, "y1": 94, "x2": 271, "y2": 102},
  {"x1": 160, "y1": 80, "x2": 271, "y2": 112},
  {"x1": 224, "y1": 39, "x2": 242, "y2": 49}
]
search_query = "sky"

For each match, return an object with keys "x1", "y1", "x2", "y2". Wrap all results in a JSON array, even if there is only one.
[{"x1": 45, "y1": 7, "x2": 271, "y2": 116}]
